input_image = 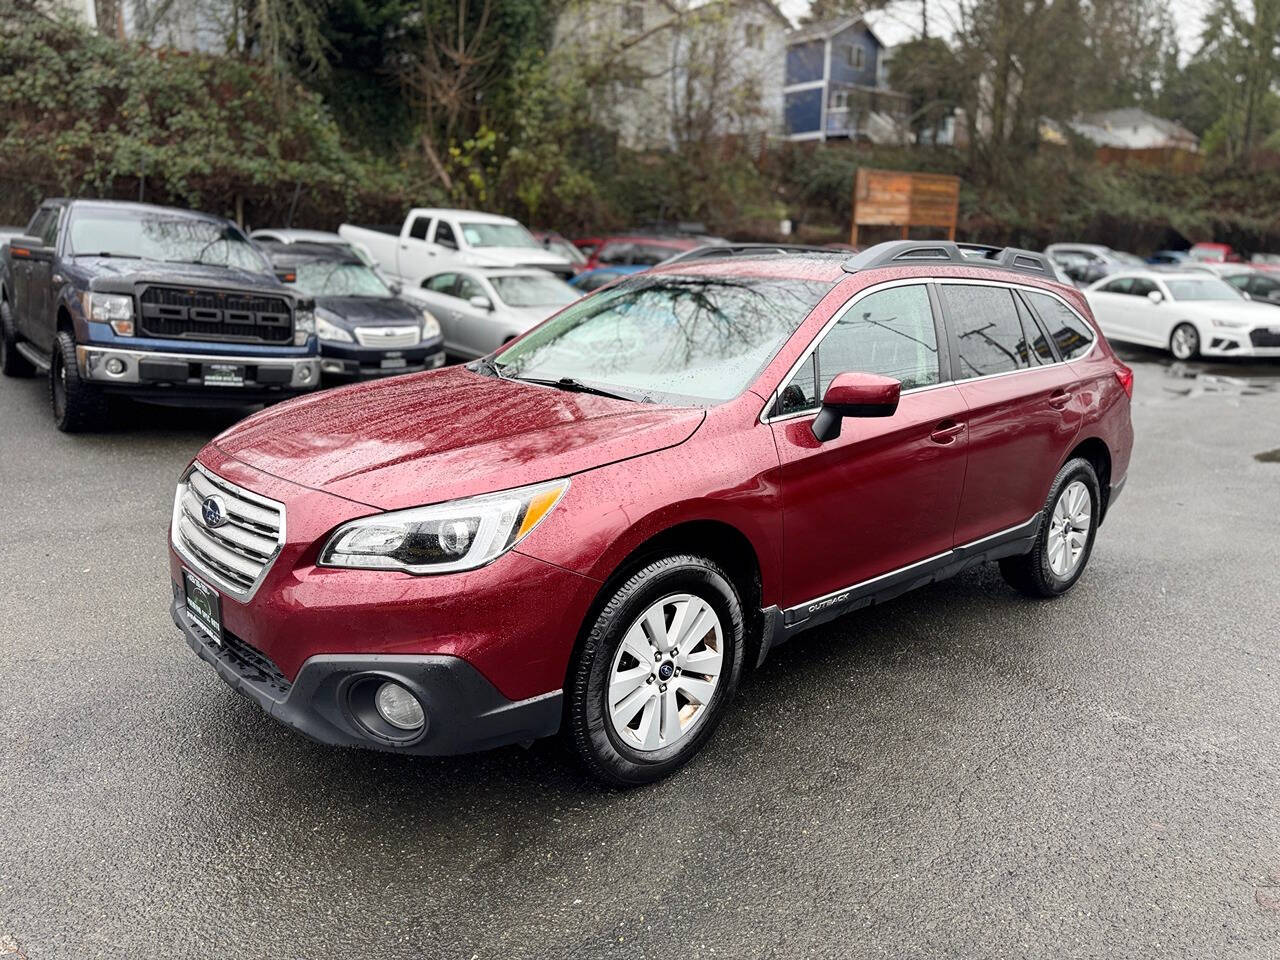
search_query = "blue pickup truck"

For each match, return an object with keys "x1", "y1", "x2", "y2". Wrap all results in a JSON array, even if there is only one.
[{"x1": 0, "y1": 199, "x2": 319, "y2": 431}]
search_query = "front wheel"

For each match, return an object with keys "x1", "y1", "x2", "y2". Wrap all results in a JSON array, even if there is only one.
[
  {"x1": 567, "y1": 554, "x2": 745, "y2": 787},
  {"x1": 999, "y1": 458, "x2": 1101, "y2": 598},
  {"x1": 50, "y1": 331, "x2": 109, "y2": 432},
  {"x1": 1170, "y1": 322, "x2": 1200, "y2": 360}
]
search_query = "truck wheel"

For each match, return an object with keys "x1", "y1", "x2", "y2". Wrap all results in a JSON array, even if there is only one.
[
  {"x1": 567, "y1": 554, "x2": 745, "y2": 787},
  {"x1": 999, "y1": 458, "x2": 1100, "y2": 598},
  {"x1": 1, "y1": 299, "x2": 34, "y2": 377},
  {"x1": 50, "y1": 331, "x2": 109, "y2": 432}
]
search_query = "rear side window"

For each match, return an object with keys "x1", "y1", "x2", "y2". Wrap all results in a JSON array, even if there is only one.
[
  {"x1": 1014, "y1": 294, "x2": 1056, "y2": 364},
  {"x1": 771, "y1": 284, "x2": 940, "y2": 416},
  {"x1": 940, "y1": 284, "x2": 1035, "y2": 378},
  {"x1": 408, "y1": 216, "x2": 431, "y2": 241},
  {"x1": 1023, "y1": 291, "x2": 1096, "y2": 361}
]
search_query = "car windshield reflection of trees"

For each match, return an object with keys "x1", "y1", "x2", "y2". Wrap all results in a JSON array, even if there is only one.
[
  {"x1": 69, "y1": 212, "x2": 266, "y2": 271},
  {"x1": 495, "y1": 276, "x2": 832, "y2": 406}
]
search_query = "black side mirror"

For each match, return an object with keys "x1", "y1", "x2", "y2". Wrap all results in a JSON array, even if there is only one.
[{"x1": 811, "y1": 372, "x2": 902, "y2": 442}]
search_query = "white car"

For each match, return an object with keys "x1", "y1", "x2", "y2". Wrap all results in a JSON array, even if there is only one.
[
  {"x1": 404, "y1": 267, "x2": 580, "y2": 359},
  {"x1": 338, "y1": 209, "x2": 574, "y2": 287},
  {"x1": 1085, "y1": 271, "x2": 1280, "y2": 360},
  {"x1": 249, "y1": 228, "x2": 378, "y2": 268}
]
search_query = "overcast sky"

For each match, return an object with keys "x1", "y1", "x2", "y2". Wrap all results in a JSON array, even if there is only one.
[{"x1": 775, "y1": 0, "x2": 1210, "y2": 55}]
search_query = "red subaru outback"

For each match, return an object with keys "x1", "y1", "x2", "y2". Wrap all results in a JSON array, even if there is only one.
[{"x1": 170, "y1": 241, "x2": 1134, "y2": 786}]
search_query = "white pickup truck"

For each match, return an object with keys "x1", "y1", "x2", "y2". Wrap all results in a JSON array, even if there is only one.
[{"x1": 339, "y1": 208, "x2": 574, "y2": 287}]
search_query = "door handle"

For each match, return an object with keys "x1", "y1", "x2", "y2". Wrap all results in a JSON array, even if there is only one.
[
  {"x1": 929, "y1": 420, "x2": 965, "y2": 444},
  {"x1": 1048, "y1": 389, "x2": 1073, "y2": 409}
]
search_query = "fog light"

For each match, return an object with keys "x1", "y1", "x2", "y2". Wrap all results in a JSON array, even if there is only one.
[
  {"x1": 297, "y1": 366, "x2": 313, "y2": 384},
  {"x1": 374, "y1": 681, "x2": 424, "y2": 730},
  {"x1": 105, "y1": 357, "x2": 126, "y2": 376}
]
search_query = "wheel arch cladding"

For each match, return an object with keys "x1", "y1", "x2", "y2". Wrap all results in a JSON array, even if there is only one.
[
  {"x1": 1063, "y1": 436, "x2": 1111, "y2": 519},
  {"x1": 566, "y1": 519, "x2": 764, "y2": 688}
]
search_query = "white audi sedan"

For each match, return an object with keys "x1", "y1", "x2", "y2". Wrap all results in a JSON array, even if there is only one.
[{"x1": 1086, "y1": 271, "x2": 1280, "y2": 360}]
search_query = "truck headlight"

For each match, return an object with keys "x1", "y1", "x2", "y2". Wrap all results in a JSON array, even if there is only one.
[
  {"x1": 294, "y1": 308, "x2": 316, "y2": 346},
  {"x1": 316, "y1": 315, "x2": 354, "y2": 343},
  {"x1": 81, "y1": 292, "x2": 134, "y2": 335},
  {"x1": 319, "y1": 478, "x2": 569, "y2": 574},
  {"x1": 422, "y1": 311, "x2": 441, "y2": 339}
]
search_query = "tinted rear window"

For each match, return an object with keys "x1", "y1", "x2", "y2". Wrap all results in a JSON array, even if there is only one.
[
  {"x1": 940, "y1": 285, "x2": 1037, "y2": 377},
  {"x1": 1023, "y1": 291, "x2": 1095, "y2": 361}
]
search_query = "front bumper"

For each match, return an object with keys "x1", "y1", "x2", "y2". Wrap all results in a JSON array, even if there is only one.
[
  {"x1": 78, "y1": 344, "x2": 319, "y2": 392},
  {"x1": 1203, "y1": 329, "x2": 1280, "y2": 357},
  {"x1": 172, "y1": 597, "x2": 563, "y2": 755},
  {"x1": 318, "y1": 338, "x2": 446, "y2": 380}
]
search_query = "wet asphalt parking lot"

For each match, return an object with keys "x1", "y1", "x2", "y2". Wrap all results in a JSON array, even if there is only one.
[{"x1": 1, "y1": 346, "x2": 1279, "y2": 959}]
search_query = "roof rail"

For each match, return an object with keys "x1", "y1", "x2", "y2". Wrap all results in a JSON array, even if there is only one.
[{"x1": 841, "y1": 240, "x2": 1059, "y2": 281}]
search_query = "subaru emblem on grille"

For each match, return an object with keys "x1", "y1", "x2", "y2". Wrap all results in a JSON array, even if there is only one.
[{"x1": 200, "y1": 494, "x2": 229, "y2": 528}]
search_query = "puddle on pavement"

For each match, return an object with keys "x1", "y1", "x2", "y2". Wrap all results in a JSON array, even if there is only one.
[
  {"x1": 1158, "y1": 361, "x2": 1278, "y2": 400},
  {"x1": 1256, "y1": 448, "x2": 1280, "y2": 463}
]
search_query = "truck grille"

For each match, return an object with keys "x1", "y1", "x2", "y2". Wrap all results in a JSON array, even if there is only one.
[
  {"x1": 171, "y1": 464, "x2": 285, "y2": 598},
  {"x1": 1249, "y1": 328, "x2": 1280, "y2": 348},
  {"x1": 139, "y1": 286, "x2": 293, "y2": 344},
  {"x1": 353, "y1": 325, "x2": 421, "y2": 349}
]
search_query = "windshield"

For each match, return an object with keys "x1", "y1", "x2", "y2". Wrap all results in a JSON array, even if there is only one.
[
  {"x1": 460, "y1": 221, "x2": 538, "y2": 248},
  {"x1": 490, "y1": 274, "x2": 580, "y2": 308},
  {"x1": 292, "y1": 260, "x2": 392, "y2": 298},
  {"x1": 66, "y1": 206, "x2": 269, "y2": 272},
  {"x1": 1165, "y1": 278, "x2": 1245, "y2": 302},
  {"x1": 494, "y1": 274, "x2": 833, "y2": 405},
  {"x1": 547, "y1": 238, "x2": 587, "y2": 265}
]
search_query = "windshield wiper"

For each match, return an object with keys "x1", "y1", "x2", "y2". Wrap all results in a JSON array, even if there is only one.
[{"x1": 513, "y1": 375, "x2": 641, "y2": 402}]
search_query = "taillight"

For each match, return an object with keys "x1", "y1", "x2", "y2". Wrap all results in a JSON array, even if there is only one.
[{"x1": 1115, "y1": 363, "x2": 1134, "y2": 398}]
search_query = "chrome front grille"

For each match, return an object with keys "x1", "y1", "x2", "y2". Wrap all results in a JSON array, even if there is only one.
[
  {"x1": 353, "y1": 325, "x2": 421, "y2": 349},
  {"x1": 171, "y1": 464, "x2": 285, "y2": 598}
]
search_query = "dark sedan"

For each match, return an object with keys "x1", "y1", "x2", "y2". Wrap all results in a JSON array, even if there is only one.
[{"x1": 260, "y1": 242, "x2": 445, "y2": 381}]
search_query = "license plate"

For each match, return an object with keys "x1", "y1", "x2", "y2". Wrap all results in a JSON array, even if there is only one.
[
  {"x1": 203, "y1": 363, "x2": 245, "y2": 387},
  {"x1": 183, "y1": 570, "x2": 223, "y2": 643},
  {"x1": 380, "y1": 357, "x2": 408, "y2": 370}
]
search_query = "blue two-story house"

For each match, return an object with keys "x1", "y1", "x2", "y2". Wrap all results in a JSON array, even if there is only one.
[{"x1": 783, "y1": 17, "x2": 909, "y2": 143}]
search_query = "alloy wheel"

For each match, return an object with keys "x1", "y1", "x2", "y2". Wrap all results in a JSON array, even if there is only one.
[
  {"x1": 1047, "y1": 480, "x2": 1092, "y2": 578},
  {"x1": 1171, "y1": 324, "x2": 1199, "y2": 360},
  {"x1": 606, "y1": 593, "x2": 724, "y2": 752}
]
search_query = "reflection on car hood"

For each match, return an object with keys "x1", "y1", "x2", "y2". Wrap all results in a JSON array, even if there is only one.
[
  {"x1": 77, "y1": 257, "x2": 283, "y2": 292},
  {"x1": 317, "y1": 296, "x2": 423, "y2": 327},
  {"x1": 212, "y1": 365, "x2": 704, "y2": 509}
]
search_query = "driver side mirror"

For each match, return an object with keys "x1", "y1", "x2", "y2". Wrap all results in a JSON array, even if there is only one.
[
  {"x1": 7, "y1": 235, "x2": 50, "y2": 260},
  {"x1": 468, "y1": 294, "x2": 493, "y2": 311},
  {"x1": 389, "y1": 280, "x2": 404, "y2": 296},
  {"x1": 811, "y1": 372, "x2": 901, "y2": 443},
  {"x1": 1146, "y1": 290, "x2": 1163, "y2": 304}
]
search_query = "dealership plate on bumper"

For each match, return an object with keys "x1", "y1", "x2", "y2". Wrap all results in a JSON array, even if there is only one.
[
  {"x1": 183, "y1": 569, "x2": 223, "y2": 643},
  {"x1": 203, "y1": 362, "x2": 245, "y2": 387}
]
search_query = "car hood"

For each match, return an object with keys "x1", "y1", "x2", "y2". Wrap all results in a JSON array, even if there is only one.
[
  {"x1": 464, "y1": 247, "x2": 571, "y2": 269},
  {"x1": 212, "y1": 366, "x2": 705, "y2": 510},
  {"x1": 75, "y1": 257, "x2": 286, "y2": 294},
  {"x1": 316, "y1": 296, "x2": 422, "y2": 327}
]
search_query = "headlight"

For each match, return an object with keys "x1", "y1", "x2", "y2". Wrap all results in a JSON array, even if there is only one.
[
  {"x1": 315, "y1": 314, "x2": 354, "y2": 343},
  {"x1": 1211, "y1": 317, "x2": 1248, "y2": 329},
  {"x1": 294, "y1": 308, "x2": 316, "y2": 346},
  {"x1": 422, "y1": 311, "x2": 441, "y2": 339},
  {"x1": 319, "y1": 478, "x2": 569, "y2": 574},
  {"x1": 80, "y1": 292, "x2": 134, "y2": 335}
]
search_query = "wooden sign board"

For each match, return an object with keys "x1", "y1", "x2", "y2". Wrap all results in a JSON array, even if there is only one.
[{"x1": 851, "y1": 168, "x2": 960, "y2": 245}]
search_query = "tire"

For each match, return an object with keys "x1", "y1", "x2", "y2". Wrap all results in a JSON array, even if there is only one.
[
  {"x1": 50, "y1": 330, "x2": 109, "y2": 432},
  {"x1": 567, "y1": 554, "x2": 745, "y2": 787},
  {"x1": 1, "y1": 298, "x2": 34, "y2": 377},
  {"x1": 1170, "y1": 322, "x2": 1200, "y2": 361},
  {"x1": 999, "y1": 457, "x2": 1101, "y2": 598}
]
